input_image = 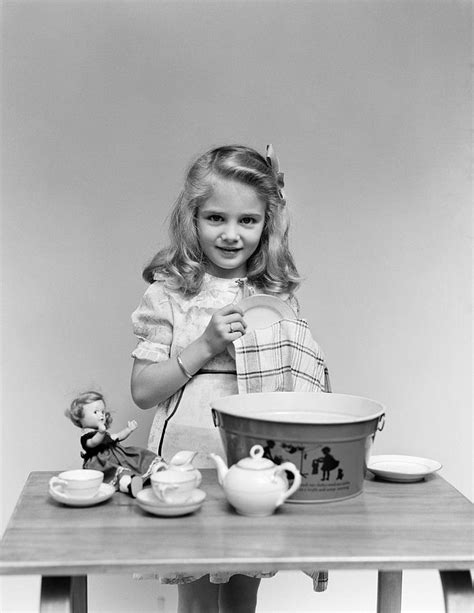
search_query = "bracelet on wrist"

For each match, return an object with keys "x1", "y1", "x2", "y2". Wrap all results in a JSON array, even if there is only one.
[{"x1": 176, "y1": 353, "x2": 193, "y2": 379}]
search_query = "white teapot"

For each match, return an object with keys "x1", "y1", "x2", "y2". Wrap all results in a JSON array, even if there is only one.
[
  {"x1": 154, "y1": 450, "x2": 202, "y2": 487},
  {"x1": 209, "y1": 445, "x2": 302, "y2": 517}
]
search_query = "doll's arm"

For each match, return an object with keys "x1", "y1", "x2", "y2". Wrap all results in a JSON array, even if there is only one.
[
  {"x1": 84, "y1": 425, "x2": 107, "y2": 448},
  {"x1": 110, "y1": 420, "x2": 137, "y2": 442}
]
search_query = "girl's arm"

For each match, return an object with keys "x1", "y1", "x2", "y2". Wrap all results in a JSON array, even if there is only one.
[
  {"x1": 110, "y1": 420, "x2": 138, "y2": 442},
  {"x1": 131, "y1": 304, "x2": 245, "y2": 410},
  {"x1": 131, "y1": 335, "x2": 214, "y2": 409}
]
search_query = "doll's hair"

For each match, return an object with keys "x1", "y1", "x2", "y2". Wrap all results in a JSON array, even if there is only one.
[
  {"x1": 142, "y1": 145, "x2": 301, "y2": 296},
  {"x1": 65, "y1": 391, "x2": 113, "y2": 429}
]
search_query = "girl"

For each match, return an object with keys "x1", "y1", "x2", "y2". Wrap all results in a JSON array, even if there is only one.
[
  {"x1": 130, "y1": 145, "x2": 301, "y2": 612},
  {"x1": 66, "y1": 391, "x2": 161, "y2": 496}
]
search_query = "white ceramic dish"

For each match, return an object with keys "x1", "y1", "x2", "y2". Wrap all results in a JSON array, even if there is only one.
[
  {"x1": 49, "y1": 482, "x2": 115, "y2": 507},
  {"x1": 228, "y1": 294, "x2": 296, "y2": 357},
  {"x1": 367, "y1": 454, "x2": 442, "y2": 483},
  {"x1": 136, "y1": 488, "x2": 206, "y2": 517}
]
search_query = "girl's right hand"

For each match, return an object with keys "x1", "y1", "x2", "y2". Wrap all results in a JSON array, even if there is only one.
[{"x1": 201, "y1": 303, "x2": 247, "y2": 356}]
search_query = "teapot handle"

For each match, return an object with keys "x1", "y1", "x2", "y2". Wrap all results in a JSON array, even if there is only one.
[{"x1": 274, "y1": 462, "x2": 302, "y2": 506}]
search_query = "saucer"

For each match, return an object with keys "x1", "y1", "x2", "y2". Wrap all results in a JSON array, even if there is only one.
[
  {"x1": 49, "y1": 482, "x2": 115, "y2": 507},
  {"x1": 367, "y1": 455, "x2": 442, "y2": 483},
  {"x1": 136, "y1": 488, "x2": 206, "y2": 517},
  {"x1": 228, "y1": 294, "x2": 297, "y2": 357}
]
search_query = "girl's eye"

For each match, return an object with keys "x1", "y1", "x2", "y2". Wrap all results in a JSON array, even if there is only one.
[
  {"x1": 241, "y1": 217, "x2": 256, "y2": 225},
  {"x1": 207, "y1": 214, "x2": 223, "y2": 223}
]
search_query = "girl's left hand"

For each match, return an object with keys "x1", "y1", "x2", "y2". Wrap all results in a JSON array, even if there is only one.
[{"x1": 127, "y1": 420, "x2": 138, "y2": 431}]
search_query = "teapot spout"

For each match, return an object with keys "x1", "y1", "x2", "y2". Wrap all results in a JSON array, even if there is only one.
[{"x1": 208, "y1": 453, "x2": 228, "y2": 485}]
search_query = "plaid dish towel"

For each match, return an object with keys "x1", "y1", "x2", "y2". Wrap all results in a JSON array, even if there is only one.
[
  {"x1": 234, "y1": 318, "x2": 331, "y2": 395},
  {"x1": 233, "y1": 318, "x2": 330, "y2": 592}
]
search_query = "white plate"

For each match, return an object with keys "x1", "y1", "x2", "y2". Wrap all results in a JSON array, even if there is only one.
[
  {"x1": 367, "y1": 455, "x2": 442, "y2": 483},
  {"x1": 136, "y1": 488, "x2": 206, "y2": 517},
  {"x1": 228, "y1": 294, "x2": 297, "y2": 357},
  {"x1": 49, "y1": 482, "x2": 115, "y2": 507}
]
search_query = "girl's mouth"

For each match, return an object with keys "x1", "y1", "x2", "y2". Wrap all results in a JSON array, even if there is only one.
[{"x1": 217, "y1": 247, "x2": 242, "y2": 254}]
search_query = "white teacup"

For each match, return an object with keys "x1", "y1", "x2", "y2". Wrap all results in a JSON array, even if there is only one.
[
  {"x1": 49, "y1": 469, "x2": 103, "y2": 499},
  {"x1": 150, "y1": 470, "x2": 197, "y2": 505}
]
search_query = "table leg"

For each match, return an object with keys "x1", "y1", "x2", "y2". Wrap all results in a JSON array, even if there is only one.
[
  {"x1": 377, "y1": 571, "x2": 402, "y2": 613},
  {"x1": 40, "y1": 576, "x2": 87, "y2": 613},
  {"x1": 439, "y1": 570, "x2": 473, "y2": 613}
]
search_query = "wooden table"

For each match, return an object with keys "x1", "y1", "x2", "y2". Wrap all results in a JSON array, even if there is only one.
[{"x1": 0, "y1": 470, "x2": 472, "y2": 613}]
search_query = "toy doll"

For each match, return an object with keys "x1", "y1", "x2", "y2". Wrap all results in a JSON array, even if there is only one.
[{"x1": 65, "y1": 391, "x2": 162, "y2": 497}]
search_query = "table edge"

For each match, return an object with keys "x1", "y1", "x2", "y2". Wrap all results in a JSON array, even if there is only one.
[{"x1": 2, "y1": 557, "x2": 473, "y2": 576}]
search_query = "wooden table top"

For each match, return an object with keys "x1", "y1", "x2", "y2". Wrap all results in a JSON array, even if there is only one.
[{"x1": 0, "y1": 470, "x2": 472, "y2": 577}]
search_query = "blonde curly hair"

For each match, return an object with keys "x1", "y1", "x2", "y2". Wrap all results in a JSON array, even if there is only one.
[{"x1": 143, "y1": 145, "x2": 301, "y2": 297}]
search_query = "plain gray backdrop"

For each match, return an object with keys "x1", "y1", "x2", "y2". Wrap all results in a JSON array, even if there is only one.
[{"x1": 1, "y1": 1, "x2": 471, "y2": 611}]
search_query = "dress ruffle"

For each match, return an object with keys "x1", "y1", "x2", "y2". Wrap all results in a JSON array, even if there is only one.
[
  {"x1": 133, "y1": 570, "x2": 277, "y2": 585},
  {"x1": 133, "y1": 569, "x2": 328, "y2": 591},
  {"x1": 131, "y1": 339, "x2": 170, "y2": 362}
]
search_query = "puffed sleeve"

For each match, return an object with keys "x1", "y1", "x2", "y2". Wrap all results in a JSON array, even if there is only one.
[{"x1": 131, "y1": 281, "x2": 173, "y2": 362}]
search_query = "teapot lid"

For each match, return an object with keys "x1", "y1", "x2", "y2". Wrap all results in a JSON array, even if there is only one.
[{"x1": 236, "y1": 445, "x2": 274, "y2": 470}]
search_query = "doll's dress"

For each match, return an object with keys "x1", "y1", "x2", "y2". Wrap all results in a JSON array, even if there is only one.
[
  {"x1": 81, "y1": 430, "x2": 158, "y2": 483},
  {"x1": 131, "y1": 273, "x2": 299, "y2": 586}
]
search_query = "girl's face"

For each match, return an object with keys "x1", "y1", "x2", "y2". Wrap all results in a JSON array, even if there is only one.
[
  {"x1": 196, "y1": 178, "x2": 265, "y2": 278},
  {"x1": 80, "y1": 400, "x2": 106, "y2": 429}
]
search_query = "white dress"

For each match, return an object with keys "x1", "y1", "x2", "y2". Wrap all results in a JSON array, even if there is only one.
[
  {"x1": 131, "y1": 273, "x2": 298, "y2": 585},
  {"x1": 132, "y1": 273, "x2": 298, "y2": 468}
]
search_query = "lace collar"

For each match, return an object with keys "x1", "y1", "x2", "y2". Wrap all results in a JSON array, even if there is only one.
[{"x1": 203, "y1": 273, "x2": 247, "y2": 288}]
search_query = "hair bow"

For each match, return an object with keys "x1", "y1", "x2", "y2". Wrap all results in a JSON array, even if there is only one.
[{"x1": 265, "y1": 144, "x2": 286, "y2": 202}]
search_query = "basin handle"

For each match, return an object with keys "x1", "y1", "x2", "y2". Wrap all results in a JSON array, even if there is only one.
[
  {"x1": 211, "y1": 409, "x2": 221, "y2": 427},
  {"x1": 377, "y1": 414, "x2": 386, "y2": 431}
]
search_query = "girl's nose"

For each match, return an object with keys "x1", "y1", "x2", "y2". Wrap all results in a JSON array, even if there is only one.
[{"x1": 221, "y1": 225, "x2": 240, "y2": 242}]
